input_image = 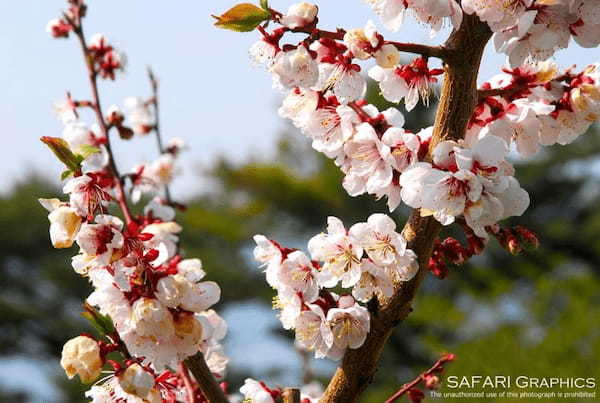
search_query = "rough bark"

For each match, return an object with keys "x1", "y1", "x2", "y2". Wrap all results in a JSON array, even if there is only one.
[{"x1": 320, "y1": 14, "x2": 492, "y2": 403}]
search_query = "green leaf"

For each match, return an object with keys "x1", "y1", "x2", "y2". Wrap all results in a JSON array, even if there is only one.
[
  {"x1": 82, "y1": 303, "x2": 115, "y2": 336},
  {"x1": 212, "y1": 3, "x2": 271, "y2": 32},
  {"x1": 78, "y1": 144, "x2": 100, "y2": 159},
  {"x1": 260, "y1": 0, "x2": 269, "y2": 11},
  {"x1": 61, "y1": 169, "x2": 74, "y2": 181},
  {"x1": 40, "y1": 136, "x2": 82, "y2": 172}
]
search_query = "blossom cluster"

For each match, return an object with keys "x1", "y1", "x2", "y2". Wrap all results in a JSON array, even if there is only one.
[
  {"x1": 364, "y1": 0, "x2": 464, "y2": 35},
  {"x1": 254, "y1": 214, "x2": 417, "y2": 359},
  {"x1": 365, "y1": 0, "x2": 600, "y2": 68},
  {"x1": 245, "y1": 1, "x2": 600, "y2": 243},
  {"x1": 43, "y1": 2, "x2": 229, "y2": 402},
  {"x1": 463, "y1": 0, "x2": 600, "y2": 68},
  {"x1": 129, "y1": 136, "x2": 185, "y2": 204},
  {"x1": 471, "y1": 61, "x2": 600, "y2": 158},
  {"x1": 43, "y1": 104, "x2": 227, "y2": 400}
]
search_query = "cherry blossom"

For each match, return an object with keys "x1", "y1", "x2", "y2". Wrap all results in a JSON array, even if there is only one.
[
  {"x1": 369, "y1": 57, "x2": 443, "y2": 111},
  {"x1": 280, "y1": 2, "x2": 319, "y2": 29},
  {"x1": 124, "y1": 97, "x2": 155, "y2": 135},
  {"x1": 295, "y1": 302, "x2": 344, "y2": 360},
  {"x1": 326, "y1": 296, "x2": 370, "y2": 350},
  {"x1": 350, "y1": 213, "x2": 406, "y2": 266},
  {"x1": 39, "y1": 198, "x2": 82, "y2": 248},
  {"x1": 60, "y1": 335, "x2": 103, "y2": 384},
  {"x1": 352, "y1": 258, "x2": 394, "y2": 302},
  {"x1": 308, "y1": 216, "x2": 363, "y2": 288},
  {"x1": 240, "y1": 378, "x2": 281, "y2": 403},
  {"x1": 271, "y1": 45, "x2": 319, "y2": 90}
]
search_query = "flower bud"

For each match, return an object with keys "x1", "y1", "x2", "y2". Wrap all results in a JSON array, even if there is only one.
[
  {"x1": 514, "y1": 226, "x2": 540, "y2": 250},
  {"x1": 441, "y1": 237, "x2": 467, "y2": 265},
  {"x1": 424, "y1": 374, "x2": 441, "y2": 390},
  {"x1": 375, "y1": 44, "x2": 400, "y2": 68},
  {"x1": 60, "y1": 335, "x2": 103, "y2": 383},
  {"x1": 343, "y1": 21, "x2": 379, "y2": 61},
  {"x1": 281, "y1": 3, "x2": 318, "y2": 29},
  {"x1": 39, "y1": 198, "x2": 82, "y2": 248},
  {"x1": 467, "y1": 234, "x2": 486, "y2": 256},
  {"x1": 105, "y1": 105, "x2": 124, "y2": 126},
  {"x1": 46, "y1": 18, "x2": 71, "y2": 38},
  {"x1": 408, "y1": 387, "x2": 425, "y2": 403},
  {"x1": 428, "y1": 256, "x2": 448, "y2": 279},
  {"x1": 118, "y1": 363, "x2": 155, "y2": 399},
  {"x1": 506, "y1": 234, "x2": 522, "y2": 255}
]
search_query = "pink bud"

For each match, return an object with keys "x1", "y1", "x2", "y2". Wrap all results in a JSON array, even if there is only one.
[
  {"x1": 507, "y1": 234, "x2": 522, "y2": 255},
  {"x1": 514, "y1": 226, "x2": 540, "y2": 249},
  {"x1": 424, "y1": 374, "x2": 441, "y2": 390},
  {"x1": 408, "y1": 388, "x2": 425, "y2": 403},
  {"x1": 47, "y1": 18, "x2": 72, "y2": 38}
]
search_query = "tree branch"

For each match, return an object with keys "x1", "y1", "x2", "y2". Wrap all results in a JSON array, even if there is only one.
[
  {"x1": 477, "y1": 84, "x2": 529, "y2": 102},
  {"x1": 184, "y1": 352, "x2": 228, "y2": 403},
  {"x1": 384, "y1": 40, "x2": 450, "y2": 60},
  {"x1": 384, "y1": 353, "x2": 455, "y2": 403},
  {"x1": 288, "y1": 26, "x2": 449, "y2": 59},
  {"x1": 147, "y1": 67, "x2": 173, "y2": 205},
  {"x1": 320, "y1": 14, "x2": 493, "y2": 403},
  {"x1": 67, "y1": 15, "x2": 134, "y2": 225}
]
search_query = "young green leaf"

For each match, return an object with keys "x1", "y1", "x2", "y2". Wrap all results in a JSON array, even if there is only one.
[
  {"x1": 40, "y1": 136, "x2": 82, "y2": 173},
  {"x1": 82, "y1": 302, "x2": 116, "y2": 336},
  {"x1": 78, "y1": 144, "x2": 100, "y2": 159},
  {"x1": 61, "y1": 169, "x2": 75, "y2": 181},
  {"x1": 260, "y1": 0, "x2": 269, "y2": 11},
  {"x1": 212, "y1": 3, "x2": 271, "y2": 32}
]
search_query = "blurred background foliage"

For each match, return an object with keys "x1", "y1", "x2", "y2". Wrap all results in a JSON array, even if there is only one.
[{"x1": 1, "y1": 85, "x2": 600, "y2": 402}]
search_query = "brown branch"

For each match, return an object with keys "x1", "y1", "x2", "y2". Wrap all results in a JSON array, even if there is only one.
[
  {"x1": 67, "y1": 14, "x2": 134, "y2": 225},
  {"x1": 348, "y1": 101, "x2": 371, "y2": 122},
  {"x1": 477, "y1": 83, "x2": 529, "y2": 101},
  {"x1": 147, "y1": 67, "x2": 173, "y2": 205},
  {"x1": 384, "y1": 41, "x2": 450, "y2": 60},
  {"x1": 320, "y1": 14, "x2": 493, "y2": 403},
  {"x1": 384, "y1": 353, "x2": 455, "y2": 403},
  {"x1": 288, "y1": 26, "x2": 449, "y2": 59},
  {"x1": 282, "y1": 388, "x2": 301, "y2": 403},
  {"x1": 184, "y1": 352, "x2": 228, "y2": 403}
]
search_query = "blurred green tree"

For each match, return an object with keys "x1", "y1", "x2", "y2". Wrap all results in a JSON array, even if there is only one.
[{"x1": 1, "y1": 90, "x2": 599, "y2": 401}]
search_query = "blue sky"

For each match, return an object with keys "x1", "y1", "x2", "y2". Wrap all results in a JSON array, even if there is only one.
[{"x1": 2, "y1": 0, "x2": 597, "y2": 197}]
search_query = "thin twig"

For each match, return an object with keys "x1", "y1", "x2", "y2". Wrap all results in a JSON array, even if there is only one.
[
  {"x1": 348, "y1": 101, "x2": 371, "y2": 122},
  {"x1": 384, "y1": 354, "x2": 455, "y2": 403},
  {"x1": 147, "y1": 67, "x2": 173, "y2": 204},
  {"x1": 477, "y1": 83, "x2": 530, "y2": 101},
  {"x1": 286, "y1": 25, "x2": 449, "y2": 59},
  {"x1": 67, "y1": 13, "x2": 134, "y2": 225}
]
